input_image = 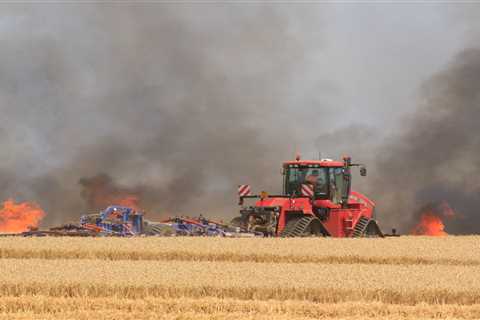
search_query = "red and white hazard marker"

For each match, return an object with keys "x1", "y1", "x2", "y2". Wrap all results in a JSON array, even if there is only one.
[
  {"x1": 301, "y1": 184, "x2": 314, "y2": 197},
  {"x1": 238, "y1": 185, "x2": 252, "y2": 197}
]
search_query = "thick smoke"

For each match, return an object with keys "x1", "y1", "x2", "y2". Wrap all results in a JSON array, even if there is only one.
[
  {"x1": 313, "y1": 48, "x2": 480, "y2": 234},
  {"x1": 0, "y1": 5, "x2": 321, "y2": 224},
  {"x1": 373, "y1": 48, "x2": 480, "y2": 234},
  {"x1": 79, "y1": 174, "x2": 142, "y2": 212}
]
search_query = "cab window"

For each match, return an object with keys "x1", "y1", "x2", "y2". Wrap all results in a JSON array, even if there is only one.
[
  {"x1": 285, "y1": 165, "x2": 328, "y2": 198},
  {"x1": 329, "y1": 167, "x2": 347, "y2": 204}
]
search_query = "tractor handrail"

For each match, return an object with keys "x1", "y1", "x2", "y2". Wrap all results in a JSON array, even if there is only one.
[{"x1": 240, "y1": 194, "x2": 309, "y2": 199}]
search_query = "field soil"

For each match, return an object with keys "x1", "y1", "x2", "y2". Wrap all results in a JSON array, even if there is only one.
[{"x1": 0, "y1": 237, "x2": 479, "y2": 319}]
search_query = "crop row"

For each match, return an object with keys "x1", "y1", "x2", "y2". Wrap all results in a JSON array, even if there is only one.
[
  {"x1": 0, "y1": 236, "x2": 478, "y2": 265},
  {"x1": 1, "y1": 297, "x2": 480, "y2": 320}
]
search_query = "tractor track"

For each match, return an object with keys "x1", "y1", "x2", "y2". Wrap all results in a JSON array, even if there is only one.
[{"x1": 280, "y1": 216, "x2": 318, "y2": 237}]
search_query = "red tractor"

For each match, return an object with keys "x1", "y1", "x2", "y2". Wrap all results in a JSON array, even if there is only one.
[{"x1": 232, "y1": 156, "x2": 383, "y2": 237}]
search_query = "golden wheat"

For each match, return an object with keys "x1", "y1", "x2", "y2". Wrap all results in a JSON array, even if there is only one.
[
  {"x1": 0, "y1": 237, "x2": 479, "y2": 319},
  {"x1": 0, "y1": 236, "x2": 478, "y2": 265},
  {"x1": 0, "y1": 258, "x2": 479, "y2": 303},
  {"x1": 1, "y1": 297, "x2": 480, "y2": 320}
]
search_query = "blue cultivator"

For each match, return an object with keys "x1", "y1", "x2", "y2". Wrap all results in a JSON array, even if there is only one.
[
  {"x1": 80, "y1": 205, "x2": 144, "y2": 236},
  {"x1": 163, "y1": 216, "x2": 229, "y2": 236},
  {"x1": 4, "y1": 205, "x2": 262, "y2": 237}
]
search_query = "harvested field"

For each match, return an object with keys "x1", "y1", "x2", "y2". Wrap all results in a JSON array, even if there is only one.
[
  {"x1": 1, "y1": 236, "x2": 479, "y2": 265},
  {"x1": 0, "y1": 237, "x2": 478, "y2": 319}
]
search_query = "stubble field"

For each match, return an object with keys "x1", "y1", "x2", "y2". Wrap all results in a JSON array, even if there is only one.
[{"x1": 0, "y1": 236, "x2": 479, "y2": 319}]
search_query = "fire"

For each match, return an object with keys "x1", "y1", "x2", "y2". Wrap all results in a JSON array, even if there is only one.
[
  {"x1": 0, "y1": 199, "x2": 45, "y2": 233},
  {"x1": 115, "y1": 195, "x2": 140, "y2": 211},
  {"x1": 79, "y1": 174, "x2": 142, "y2": 211},
  {"x1": 411, "y1": 201, "x2": 455, "y2": 236},
  {"x1": 411, "y1": 212, "x2": 447, "y2": 236}
]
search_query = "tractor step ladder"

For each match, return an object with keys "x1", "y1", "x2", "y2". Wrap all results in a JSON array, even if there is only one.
[
  {"x1": 352, "y1": 216, "x2": 370, "y2": 237},
  {"x1": 343, "y1": 218, "x2": 354, "y2": 232}
]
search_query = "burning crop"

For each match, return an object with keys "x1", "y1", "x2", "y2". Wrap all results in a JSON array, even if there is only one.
[
  {"x1": 411, "y1": 212, "x2": 447, "y2": 236},
  {"x1": 411, "y1": 201, "x2": 456, "y2": 236},
  {"x1": 115, "y1": 195, "x2": 141, "y2": 211},
  {"x1": 0, "y1": 199, "x2": 45, "y2": 233},
  {"x1": 79, "y1": 174, "x2": 142, "y2": 211}
]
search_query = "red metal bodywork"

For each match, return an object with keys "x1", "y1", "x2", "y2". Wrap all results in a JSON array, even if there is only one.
[
  {"x1": 248, "y1": 159, "x2": 376, "y2": 237},
  {"x1": 283, "y1": 160, "x2": 345, "y2": 167},
  {"x1": 253, "y1": 191, "x2": 374, "y2": 237}
]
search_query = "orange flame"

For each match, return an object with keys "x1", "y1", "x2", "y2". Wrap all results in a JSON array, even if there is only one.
[
  {"x1": 0, "y1": 199, "x2": 45, "y2": 233},
  {"x1": 411, "y1": 201, "x2": 455, "y2": 236},
  {"x1": 79, "y1": 174, "x2": 142, "y2": 212},
  {"x1": 411, "y1": 212, "x2": 447, "y2": 236},
  {"x1": 115, "y1": 195, "x2": 141, "y2": 211}
]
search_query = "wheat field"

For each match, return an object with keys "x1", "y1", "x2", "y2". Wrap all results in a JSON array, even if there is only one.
[{"x1": 0, "y1": 237, "x2": 479, "y2": 319}]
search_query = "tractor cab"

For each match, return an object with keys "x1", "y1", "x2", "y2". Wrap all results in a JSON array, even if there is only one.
[
  {"x1": 283, "y1": 157, "x2": 364, "y2": 207},
  {"x1": 283, "y1": 159, "x2": 346, "y2": 205}
]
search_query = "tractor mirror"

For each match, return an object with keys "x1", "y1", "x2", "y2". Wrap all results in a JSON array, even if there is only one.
[{"x1": 360, "y1": 166, "x2": 367, "y2": 176}]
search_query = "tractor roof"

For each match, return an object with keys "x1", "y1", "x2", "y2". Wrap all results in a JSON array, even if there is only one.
[{"x1": 283, "y1": 159, "x2": 344, "y2": 167}]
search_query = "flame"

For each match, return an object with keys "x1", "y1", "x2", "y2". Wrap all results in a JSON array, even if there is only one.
[
  {"x1": 411, "y1": 201, "x2": 455, "y2": 236},
  {"x1": 115, "y1": 195, "x2": 140, "y2": 211},
  {"x1": 79, "y1": 174, "x2": 142, "y2": 211},
  {"x1": 411, "y1": 212, "x2": 447, "y2": 236},
  {"x1": 0, "y1": 199, "x2": 45, "y2": 233}
]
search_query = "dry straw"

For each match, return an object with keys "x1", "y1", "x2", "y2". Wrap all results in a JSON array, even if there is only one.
[{"x1": 0, "y1": 237, "x2": 479, "y2": 319}]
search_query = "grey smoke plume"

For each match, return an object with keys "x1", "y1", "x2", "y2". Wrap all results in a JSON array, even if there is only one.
[
  {"x1": 313, "y1": 48, "x2": 480, "y2": 234},
  {"x1": 0, "y1": 5, "x2": 322, "y2": 225},
  {"x1": 373, "y1": 48, "x2": 480, "y2": 234}
]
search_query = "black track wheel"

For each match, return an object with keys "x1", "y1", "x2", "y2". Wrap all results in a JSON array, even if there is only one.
[
  {"x1": 307, "y1": 218, "x2": 327, "y2": 236},
  {"x1": 279, "y1": 217, "x2": 301, "y2": 237},
  {"x1": 364, "y1": 220, "x2": 384, "y2": 238},
  {"x1": 281, "y1": 216, "x2": 329, "y2": 237}
]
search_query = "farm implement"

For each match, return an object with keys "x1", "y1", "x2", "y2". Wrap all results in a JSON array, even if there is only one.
[
  {"x1": 4, "y1": 206, "x2": 255, "y2": 237},
  {"x1": 80, "y1": 205, "x2": 144, "y2": 236}
]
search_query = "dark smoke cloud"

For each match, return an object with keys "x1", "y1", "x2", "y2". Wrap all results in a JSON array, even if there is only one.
[
  {"x1": 312, "y1": 48, "x2": 480, "y2": 235},
  {"x1": 79, "y1": 174, "x2": 141, "y2": 212},
  {"x1": 0, "y1": 5, "x2": 322, "y2": 225},
  {"x1": 373, "y1": 48, "x2": 480, "y2": 234},
  {"x1": 314, "y1": 124, "x2": 380, "y2": 162}
]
